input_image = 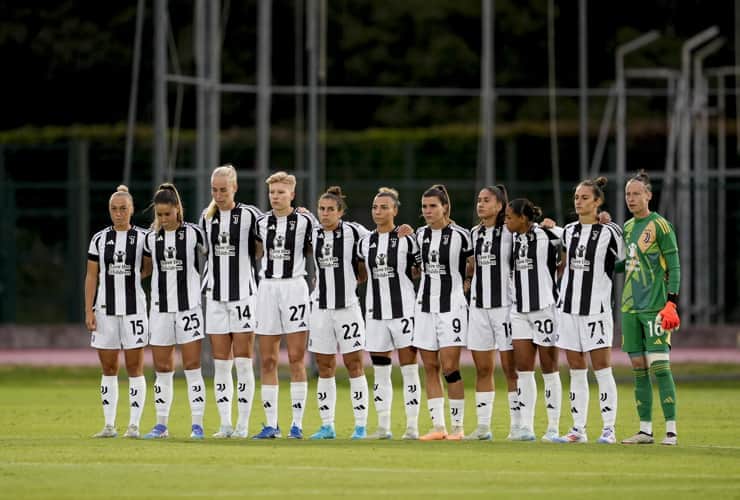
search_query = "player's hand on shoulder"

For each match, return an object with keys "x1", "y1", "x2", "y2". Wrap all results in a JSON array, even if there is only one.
[
  {"x1": 396, "y1": 224, "x2": 414, "y2": 238},
  {"x1": 598, "y1": 211, "x2": 612, "y2": 224}
]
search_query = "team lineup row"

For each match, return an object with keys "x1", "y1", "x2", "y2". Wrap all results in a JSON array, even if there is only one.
[{"x1": 86, "y1": 166, "x2": 681, "y2": 445}]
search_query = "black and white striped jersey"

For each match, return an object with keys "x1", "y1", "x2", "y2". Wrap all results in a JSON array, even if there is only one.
[
  {"x1": 357, "y1": 228, "x2": 420, "y2": 320},
  {"x1": 256, "y1": 209, "x2": 315, "y2": 279},
  {"x1": 199, "y1": 203, "x2": 262, "y2": 302},
  {"x1": 416, "y1": 224, "x2": 473, "y2": 313},
  {"x1": 311, "y1": 220, "x2": 369, "y2": 310},
  {"x1": 511, "y1": 226, "x2": 563, "y2": 313},
  {"x1": 88, "y1": 225, "x2": 149, "y2": 316},
  {"x1": 145, "y1": 223, "x2": 206, "y2": 313},
  {"x1": 470, "y1": 223, "x2": 513, "y2": 309},
  {"x1": 558, "y1": 221, "x2": 625, "y2": 316}
]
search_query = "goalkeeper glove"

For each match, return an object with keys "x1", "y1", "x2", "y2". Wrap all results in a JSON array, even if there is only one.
[{"x1": 657, "y1": 300, "x2": 680, "y2": 331}]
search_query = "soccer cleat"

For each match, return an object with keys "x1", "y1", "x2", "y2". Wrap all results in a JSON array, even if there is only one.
[
  {"x1": 419, "y1": 426, "x2": 448, "y2": 441},
  {"x1": 367, "y1": 427, "x2": 393, "y2": 440},
  {"x1": 123, "y1": 425, "x2": 140, "y2": 438},
  {"x1": 232, "y1": 427, "x2": 249, "y2": 439},
  {"x1": 309, "y1": 425, "x2": 336, "y2": 440},
  {"x1": 541, "y1": 428, "x2": 560, "y2": 443},
  {"x1": 661, "y1": 433, "x2": 678, "y2": 446},
  {"x1": 597, "y1": 427, "x2": 617, "y2": 444},
  {"x1": 92, "y1": 425, "x2": 118, "y2": 438},
  {"x1": 190, "y1": 424, "x2": 205, "y2": 440},
  {"x1": 506, "y1": 426, "x2": 522, "y2": 441},
  {"x1": 464, "y1": 425, "x2": 493, "y2": 441},
  {"x1": 288, "y1": 424, "x2": 303, "y2": 439},
  {"x1": 558, "y1": 428, "x2": 587, "y2": 443},
  {"x1": 212, "y1": 425, "x2": 234, "y2": 439},
  {"x1": 621, "y1": 431, "x2": 654, "y2": 444},
  {"x1": 446, "y1": 425, "x2": 465, "y2": 441},
  {"x1": 143, "y1": 424, "x2": 169, "y2": 439},
  {"x1": 401, "y1": 427, "x2": 419, "y2": 440},
  {"x1": 350, "y1": 426, "x2": 367, "y2": 440},
  {"x1": 510, "y1": 428, "x2": 536, "y2": 441},
  {"x1": 252, "y1": 425, "x2": 281, "y2": 439}
]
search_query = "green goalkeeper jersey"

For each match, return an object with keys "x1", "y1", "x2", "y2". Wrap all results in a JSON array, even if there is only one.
[{"x1": 621, "y1": 211, "x2": 681, "y2": 313}]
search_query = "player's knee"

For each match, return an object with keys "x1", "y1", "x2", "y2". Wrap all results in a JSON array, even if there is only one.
[
  {"x1": 647, "y1": 352, "x2": 670, "y2": 367},
  {"x1": 444, "y1": 370, "x2": 462, "y2": 383},
  {"x1": 371, "y1": 355, "x2": 392, "y2": 366}
]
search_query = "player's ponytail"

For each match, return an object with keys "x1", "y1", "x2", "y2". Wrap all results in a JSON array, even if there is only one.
[
  {"x1": 110, "y1": 184, "x2": 134, "y2": 207},
  {"x1": 577, "y1": 176, "x2": 608, "y2": 207},
  {"x1": 319, "y1": 185, "x2": 347, "y2": 212},
  {"x1": 152, "y1": 182, "x2": 185, "y2": 231},
  {"x1": 508, "y1": 198, "x2": 544, "y2": 224},
  {"x1": 629, "y1": 169, "x2": 652, "y2": 192},
  {"x1": 206, "y1": 164, "x2": 238, "y2": 219},
  {"x1": 376, "y1": 187, "x2": 400, "y2": 207}
]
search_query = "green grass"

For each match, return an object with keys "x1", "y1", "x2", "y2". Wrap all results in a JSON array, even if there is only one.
[{"x1": 0, "y1": 365, "x2": 739, "y2": 499}]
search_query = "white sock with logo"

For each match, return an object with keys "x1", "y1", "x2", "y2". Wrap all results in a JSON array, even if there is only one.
[
  {"x1": 213, "y1": 359, "x2": 234, "y2": 428},
  {"x1": 100, "y1": 375, "x2": 118, "y2": 427}
]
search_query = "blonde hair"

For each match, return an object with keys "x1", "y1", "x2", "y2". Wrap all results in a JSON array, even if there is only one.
[
  {"x1": 110, "y1": 184, "x2": 134, "y2": 206},
  {"x1": 265, "y1": 171, "x2": 297, "y2": 190},
  {"x1": 376, "y1": 186, "x2": 400, "y2": 208},
  {"x1": 206, "y1": 164, "x2": 238, "y2": 219},
  {"x1": 151, "y1": 183, "x2": 185, "y2": 231}
]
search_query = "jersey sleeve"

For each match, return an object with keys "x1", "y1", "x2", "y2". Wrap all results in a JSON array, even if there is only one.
[
  {"x1": 87, "y1": 233, "x2": 101, "y2": 262},
  {"x1": 254, "y1": 215, "x2": 265, "y2": 242},
  {"x1": 657, "y1": 218, "x2": 681, "y2": 295},
  {"x1": 408, "y1": 235, "x2": 422, "y2": 266},
  {"x1": 356, "y1": 234, "x2": 367, "y2": 260},
  {"x1": 460, "y1": 227, "x2": 473, "y2": 258},
  {"x1": 193, "y1": 224, "x2": 208, "y2": 256}
]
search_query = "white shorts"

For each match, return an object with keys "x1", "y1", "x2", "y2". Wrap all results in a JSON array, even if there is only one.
[
  {"x1": 510, "y1": 305, "x2": 558, "y2": 347},
  {"x1": 149, "y1": 306, "x2": 205, "y2": 346},
  {"x1": 206, "y1": 296, "x2": 256, "y2": 334},
  {"x1": 91, "y1": 312, "x2": 148, "y2": 350},
  {"x1": 556, "y1": 310, "x2": 614, "y2": 352},
  {"x1": 413, "y1": 304, "x2": 468, "y2": 351},
  {"x1": 365, "y1": 316, "x2": 415, "y2": 352},
  {"x1": 255, "y1": 278, "x2": 310, "y2": 335},
  {"x1": 467, "y1": 306, "x2": 512, "y2": 352},
  {"x1": 308, "y1": 303, "x2": 366, "y2": 355}
]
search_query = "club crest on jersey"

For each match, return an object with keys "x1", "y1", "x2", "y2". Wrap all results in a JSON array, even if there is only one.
[
  {"x1": 129, "y1": 235, "x2": 136, "y2": 245},
  {"x1": 178, "y1": 230, "x2": 185, "y2": 240},
  {"x1": 215, "y1": 232, "x2": 235, "y2": 257},
  {"x1": 108, "y1": 250, "x2": 132, "y2": 276},
  {"x1": 390, "y1": 237, "x2": 397, "y2": 248},
  {"x1": 442, "y1": 235, "x2": 450, "y2": 245},
  {"x1": 592, "y1": 230, "x2": 599, "y2": 241},
  {"x1": 289, "y1": 220, "x2": 296, "y2": 231},
  {"x1": 232, "y1": 215, "x2": 239, "y2": 225},
  {"x1": 161, "y1": 246, "x2": 183, "y2": 272}
]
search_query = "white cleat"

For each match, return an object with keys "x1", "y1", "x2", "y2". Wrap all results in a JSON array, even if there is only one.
[
  {"x1": 597, "y1": 427, "x2": 616, "y2": 444},
  {"x1": 232, "y1": 427, "x2": 249, "y2": 439},
  {"x1": 401, "y1": 427, "x2": 419, "y2": 440},
  {"x1": 123, "y1": 424, "x2": 140, "y2": 438},
  {"x1": 367, "y1": 427, "x2": 393, "y2": 440},
  {"x1": 92, "y1": 425, "x2": 118, "y2": 438},
  {"x1": 541, "y1": 428, "x2": 560, "y2": 443},
  {"x1": 621, "y1": 431, "x2": 655, "y2": 444},
  {"x1": 558, "y1": 428, "x2": 587, "y2": 443},
  {"x1": 661, "y1": 433, "x2": 678, "y2": 446},
  {"x1": 212, "y1": 425, "x2": 234, "y2": 439},
  {"x1": 464, "y1": 425, "x2": 493, "y2": 441}
]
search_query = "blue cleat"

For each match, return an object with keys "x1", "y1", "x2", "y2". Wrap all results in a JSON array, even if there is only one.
[
  {"x1": 309, "y1": 424, "x2": 336, "y2": 440},
  {"x1": 350, "y1": 425, "x2": 367, "y2": 440},
  {"x1": 190, "y1": 424, "x2": 205, "y2": 440},
  {"x1": 143, "y1": 424, "x2": 169, "y2": 439},
  {"x1": 288, "y1": 424, "x2": 303, "y2": 439},
  {"x1": 252, "y1": 425, "x2": 281, "y2": 439}
]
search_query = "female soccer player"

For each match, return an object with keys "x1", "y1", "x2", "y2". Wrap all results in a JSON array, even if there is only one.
[
  {"x1": 556, "y1": 177, "x2": 624, "y2": 444},
  {"x1": 85, "y1": 185, "x2": 150, "y2": 438},
  {"x1": 357, "y1": 187, "x2": 422, "y2": 440},
  {"x1": 307, "y1": 186, "x2": 370, "y2": 440},
  {"x1": 505, "y1": 198, "x2": 563, "y2": 442},
  {"x1": 252, "y1": 171, "x2": 315, "y2": 439},
  {"x1": 143, "y1": 183, "x2": 208, "y2": 440},
  {"x1": 414, "y1": 185, "x2": 472, "y2": 441},
  {"x1": 619, "y1": 170, "x2": 681, "y2": 446},
  {"x1": 199, "y1": 164, "x2": 262, "y2": 438},
  {"x1": 465, "y1": 185, "x2": 520, "y2": 441}
]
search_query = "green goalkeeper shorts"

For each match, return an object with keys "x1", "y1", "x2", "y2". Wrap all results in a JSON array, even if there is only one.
[{"x1": 621, "y1": 311, "x2": 672, "y2": 354}]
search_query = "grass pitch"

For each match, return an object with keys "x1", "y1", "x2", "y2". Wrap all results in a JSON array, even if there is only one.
[{"x1": 0, "y1": 365, "x2": 738, "y2": 499}]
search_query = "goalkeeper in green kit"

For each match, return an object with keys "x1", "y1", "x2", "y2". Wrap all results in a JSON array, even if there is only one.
[{"x1": 618, "y1": 170, "x2": 681, "y2": 446}]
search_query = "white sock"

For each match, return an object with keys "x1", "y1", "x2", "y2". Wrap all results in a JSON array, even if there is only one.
[
  {"x1": 184, "y1": 368, "x2": 205, "y2": 427},
  {"x1": 475, "y1": 391, "x2": 495, "y2": 428},
  {"x1": 349, "y1": 375, "x2": 369, "y2": 427},
  {"x1": 517, "y1": 371, "x2": 536, "y2": 432},
  {"x1": 449, "y1": 399, "x2": 465, "y2": 428},
  {"x1": 428, "y1": 397, "x2": 446, "y2": 429},
  {"x1": 594, "y1": 367, "x2": 618, "y2": 430},
  {"x1": 666, "y1": 420, "x2": 677, "y2": 435},
  {"x1": 507, "y1": 390, "x2": 521, "y2": 430},
  {"x1": 261, "y1": 385, "x2": 279, "y2": 428},
  {"x1": 235, "y1": 357, "x2": 255, "y2": 431},
  {"x1": 640, "y1": 421, "x2": 653, "y2": 435},
  {"x1": 154, "y1": 371, "x2": 174, "y2": 426},
  {"x1": 569, "y1": 369, "x2": 589, "y2": 432},
  {"x1": 291, "y1": 381, "x2": 308, "y2": 428},
  {"x1": 101, "y1": 375, "x2": 118, "y2": 427},
  {"x1": 401, "y1": 364, "x2": 420, "y2": 429},
  {"x1": 213, "y1": 359, "x2": 234, "y2": 427},
  {"x1": 373, "y1": 364, "x2": 393, "y2": 429},
  {"x1": 543, "y1": 371, "x2": 562, "y2": 432},
  {"x1": 128, "y1": 376, "x2": 146, "y2": 427},
  {"x1": 317, "y1": 377, "x2": 336, "y2": 426}
]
